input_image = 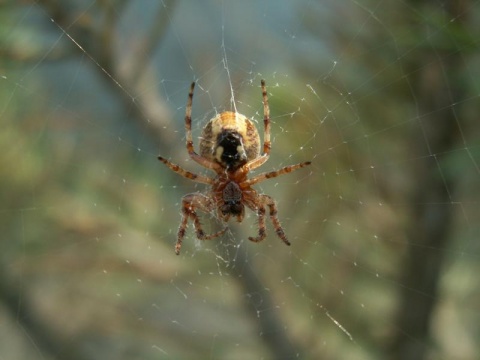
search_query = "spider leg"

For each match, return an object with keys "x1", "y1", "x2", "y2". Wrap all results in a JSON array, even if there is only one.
[
  {"x1": 158, "y1": 156, "x2": 213, "y2": 184},
  {"x1": 261, "y1": 79, "x2": 271, "y2": 156},
  {"x1": 264, "y1": 195, "x2": 291, "y2": 246},
  {"x1": 232, "y1": 79, "x2": 271, "y2": 177},
  {"x1": 176, "y1": 192, "x2": 228, "y2": 255},
  {"x1": 234, "y1": 79, "x2": 304, "y2": 176},
  {"x1": 248, "y1": 205, "x2": 267, "y2": 243},
  {"x1": 184, "y1": 82, "x2": 223, "y2": 172},
  {"x1": 247, "y1": 194, "x2": 290, "y2": 247},
  {"x1": 242, "y1": 161, "x2": 311, "y2": 187},
  {"x1": 235, "y1": 79, "x2": 271, "y2": 175},
  {"x1": 234, "y1": 155, "x2": 270, "y2": 177}
]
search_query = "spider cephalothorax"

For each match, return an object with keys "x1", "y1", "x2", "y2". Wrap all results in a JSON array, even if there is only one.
[
  {"x1": 219, "y1": 181, "x2": 244, "y2": 219},
  {"x1": 158, "y1": 80, "x2": 311, "y2": 255}
]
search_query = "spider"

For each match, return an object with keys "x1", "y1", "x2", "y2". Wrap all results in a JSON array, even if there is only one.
[{"x1": 158, "y1": 80, "x2": 311, "y2": 255}]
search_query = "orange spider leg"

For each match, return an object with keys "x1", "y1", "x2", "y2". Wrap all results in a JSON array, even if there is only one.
[
  {"x1": 248, "y1": 205, "x2": 267, "y2": 243},
  {"x1": 242, "y1": 161, "x2": 311, "y2": 187},
  {"x1": 233, "y1": 79, "x2": 275, "y2": 175},
  {"x1": 185, "y1": 82, "x2": 223, "y2": 172},
  {"x1": 264, "y1": 195, "x2": 291, "y2": 246},
  {"x1": 235, "y1": 154, "x2": 270, "y2": 177},
  {"x1": 247, "y1": 194, "x2": 290, "y2": 246},
  {"x1": 176, "y1": 193, "x2": 228, "y2": 255},
  {"x1": 261, "y1": 79, "x2": 271, "y2": 156},
  {"x1": 158, "y1": 156, "x2": 213, "y2": 185}
]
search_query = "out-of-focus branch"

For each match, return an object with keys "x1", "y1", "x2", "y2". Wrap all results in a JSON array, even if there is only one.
[
  {"x1": 223, "y1": 248, "x2": 302, "y2": 359},
  {"x1": 389, "y1": 1, "x2": 469, "y2": 359},
  {"x1": 127, "y1": 0, "x2": 175, "y2": 87},
  {"x1": 0, "y1": 266, "x2": 89, "y2": 360},
  {"x1": 31, "y1": 0, "x2": 177, "y2": 151}
]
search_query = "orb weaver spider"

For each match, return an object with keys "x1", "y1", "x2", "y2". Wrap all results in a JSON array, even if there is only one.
[{"x1": 158, "y1": 80, "x2": 311, "y2": 254}]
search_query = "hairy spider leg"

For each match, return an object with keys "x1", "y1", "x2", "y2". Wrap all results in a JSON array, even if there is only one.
[
  {"x1": 233, "y1": 79, "x2": 273, "y2": 175},
  {"x1": 247, "y1": 194, "x2": 291, "y2": 246},
  {"x1": 248, "y1": 205, "x2": 267, "y2": 243},
  {"x1": 176, "y1": 192, "x2": 228, "y2": 255},
  {"x1": 242, "y1": 161, "x2": 312, "y2": 187},
  {"x1": 233, "y1": 154, "x2": 270, "y2": 177},
  {"x1": 157, "y1": 156, "x2": 213, "y2": 184},
  {"x1": 184, "y1": 82, "x2": 223, "y2": 172},
  {"x1": 261, "y1": 79, "x2": 271, "y2": 156}
]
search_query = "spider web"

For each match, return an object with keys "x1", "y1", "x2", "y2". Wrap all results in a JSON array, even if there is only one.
[{"x1": 1, "y1": 1, "x2": 480, "y2": 359}]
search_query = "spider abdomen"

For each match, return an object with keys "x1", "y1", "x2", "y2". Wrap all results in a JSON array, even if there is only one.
[{"x1": 200, "y1": 111, "x2": 260, "y2": 170}]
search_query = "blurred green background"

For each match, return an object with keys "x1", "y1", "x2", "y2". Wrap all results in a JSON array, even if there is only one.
[{"x1": 1, "y1": 1, "x2": 479, "y2": 359}]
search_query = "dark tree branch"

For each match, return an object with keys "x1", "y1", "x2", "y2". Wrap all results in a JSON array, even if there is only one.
[
  {"x1": 32, "y1": 0, "x2": 176, "y2": 152},
  {"x1": 222, "y1": 247, "x2": 302, "y2": 359},
  {"x1": 127, "y1": 0, "x2": 175, "y2": 87},
  {"x1": 0, "y1": 266, "x2": 89, "y2": 360},
  {"x1": 389, "y1": 1, "x2": 469, "y2": 359}
]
